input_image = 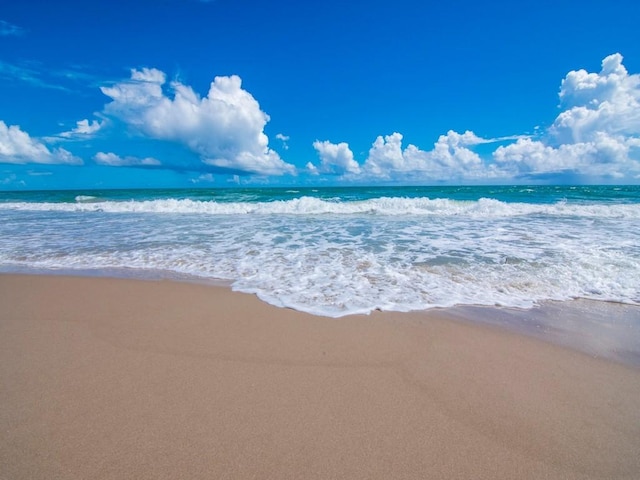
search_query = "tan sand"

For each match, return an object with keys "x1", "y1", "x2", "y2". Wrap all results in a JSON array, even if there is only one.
[{"x1": 1, "y1": 274, "x2": 639, "y2": 479}]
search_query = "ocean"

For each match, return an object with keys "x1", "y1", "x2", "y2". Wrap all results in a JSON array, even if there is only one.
[{"x1": 1, "y1": 185, "x2": 639, "y2": 320}]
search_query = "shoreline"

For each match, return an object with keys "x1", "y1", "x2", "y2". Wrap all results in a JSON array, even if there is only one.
[
  {"x1": 2, "y1": 274, "x2": 640, "y2": 479},
  {"x1": 441, "y1": 299, "x2": 640, "y2": 367},
  {"x1": 3, "y1": 268, "x2": 639, "y2": 367}
]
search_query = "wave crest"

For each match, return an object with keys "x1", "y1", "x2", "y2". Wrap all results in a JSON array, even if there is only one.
[{"x1": 1, "y1": 196, "x2": 639, "y2": 218}]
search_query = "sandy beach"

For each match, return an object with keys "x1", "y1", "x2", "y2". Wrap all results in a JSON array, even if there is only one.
[{"x1": 1, "y1": 274, "x2": 639, "y2": 479}]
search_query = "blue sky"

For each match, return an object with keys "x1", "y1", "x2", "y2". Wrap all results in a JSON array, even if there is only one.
[{"x1": 1, "y1": 0, "x2": 639, "y2": 189}]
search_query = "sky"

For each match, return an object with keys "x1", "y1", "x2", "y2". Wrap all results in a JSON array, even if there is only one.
[{"x1": 1, "y1": 0, "x2": 639, "y2": 190}]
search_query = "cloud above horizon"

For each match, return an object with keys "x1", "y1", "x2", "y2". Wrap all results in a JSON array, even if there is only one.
[
  {"x1": 494, "y1": 53, "x2": 640, "y2": 180},
  {"x1": 94, "y1": 152, "x2": 161, "y2": 167},
  {"x1": 0, "y1": 121, "x2": 82, "y2": 165},
  {"x1": 309, "y1": 53, "x2": 640, "y2": 182},
  {"x1": 310, "y1": 140, "x2": 360, "y2": 175},
  {"x1": 1, "y1": 53, "x2": 638, "y2": 184},
  {"x1": 309, "y1": 131, "x2": 516, "y2": 182},
  {"x1": 46, "y1": 119, "x2": 106, "y2": 142},
  {"x1": 100, "y1": 68, "x2": 296, "y2": 176}
]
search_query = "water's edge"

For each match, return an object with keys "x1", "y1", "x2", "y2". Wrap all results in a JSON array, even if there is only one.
[
  {"x1": 440, "y1": 301, "x2": 640, "y2": 368},
  {"x1": 3, "y1": 266, "x2": 639, "y2": 368}
]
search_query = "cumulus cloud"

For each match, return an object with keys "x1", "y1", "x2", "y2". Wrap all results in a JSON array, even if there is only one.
[
  {"x1": 0, "y1": 121, "x2": 82, "y2": 165},
  {"x1": 101, "y1": 68, "x2": 295, "y2": 176},
  {"x1": 94, "y1": 152, "x2": 161, "y2": 167},
  {"x1": 311, "y1": 140, "x2": 361, "y2": 174},
  {"x1": 493, "y1": 53, "x2": 640, "y2": 180},
  {"x1": 131, "y1": 67, "x2": 166, "y2": 83},
  {"x1": 551, "y1": 53, "x2": 640, "y2": 144},
  {"x1": 361, "y1": 131, "x2": 488, "y2": 181},
  {"x1": 361, "y1": 133, "x2": 406, "y2": 176},
  {"x1": 307, "y1": 131, "x2": 505, "y2": 182},
  {"x1": 427, "y1": 131, "x2": 485, "y2": 172},
  {"x1": 306, "y1": 162, "x2": 319, "y2": 175},
  {"x1": 493, "y1": 134, "x2": 640, "y2": 180},
  {"x1": 314, "y1": 53, "x2": 640, "y2": 183},
  {"x1": 305, "y1": 131, "x2": 493, "y2": 181},
  {"x1": 52, "y1": 119, "x2": 105, "y2": 140}
]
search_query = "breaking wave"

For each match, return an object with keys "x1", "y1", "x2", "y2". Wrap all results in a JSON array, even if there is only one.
[{"x1": 1, "y1": 196, "x2": 639, "y2": 219}]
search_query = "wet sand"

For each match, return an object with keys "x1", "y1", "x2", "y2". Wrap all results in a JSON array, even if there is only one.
[{"x1": 1, "y1": 274, "x2": 639, "y2": 479}]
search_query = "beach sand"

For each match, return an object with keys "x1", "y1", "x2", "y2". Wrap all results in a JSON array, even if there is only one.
[{"x1": 1, "y1": 274, "x2": 639, "y2": 479}]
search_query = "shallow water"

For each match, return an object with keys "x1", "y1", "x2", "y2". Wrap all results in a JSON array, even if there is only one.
[
  {"x1": 1, "y1": 186, "x2": 638, "y2": 318},
  {"x1": 442, "y1": 300, "x2": 640, "y2": 367}
]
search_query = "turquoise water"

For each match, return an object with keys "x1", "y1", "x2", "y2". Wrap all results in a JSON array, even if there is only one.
[
  {"x1": 1, "y1": 185, "x2": 639, "y2": 317},
  {"x1": 2, "y1": 185, "x2": 639, "y2": 205}
]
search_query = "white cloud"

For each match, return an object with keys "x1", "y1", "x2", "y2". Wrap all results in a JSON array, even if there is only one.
[
  {"x1": 0, "y1": 121, "x2": 82, "y2": 165},
  {"x1": 190, "y1": 173, "x2": 215, "y2": 184},
  {"x1": 361, "y1": 131, "x2": 487, "y2": 181},
  {"x1": 275, "y1": 133, "x2": 290, "y2": 149},
  {"x1": 94, "y1": 152, "x2": 161, "y2": 167},
  {"x1": 318, "y1": 53, "x2": 640, "y2": 183},
  {"x1": 492, "y1": 53, "x2": 640, "y2": 180},
  {"x1": 306, "y1": 131, "x2": 498, "y2": 182},
  {"x1": 428, "y1": 131, "x2": 485, "y2": 172},
  {"x1": 72, "y1": 119, "x2": 103, "y2": 135},
  {"x1": 306, "y1": 161, "x2": 319, "y2": 175},
  {"x1": 494, "y1": 138, "x2": 587, "y2": 177},
  {"x1": 493, "y1": 133, "x2": 640, "y2": 179},
  {"x1": 550, "y1": 53, "x2": 640, "y2": 144},
  {"x1": 131, "y1": 67, "x2": 166, "y2": 83},
  {"x1": 362, "y1": 133, "x2": 405, "y2": 176},
  {"x1": 53, "y1": 119, "x2": 105, "y2": 140},
  {"x1": 311, "y1": 140, "x2": 361, "y2": 174},
  {"x1": 101, "y1": 68, "x2": 295, "y2": 176}
]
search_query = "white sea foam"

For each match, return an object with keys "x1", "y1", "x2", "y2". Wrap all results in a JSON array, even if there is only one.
[
  {"x1": 74, "y1": 195, "x2": 100, "y2": 203},
  {"x1": 0, "y1": 196, "x2": 638, "y2": 317},
  {"x1": 1, "y1": 196, "x2": 639, "y2": 219}
]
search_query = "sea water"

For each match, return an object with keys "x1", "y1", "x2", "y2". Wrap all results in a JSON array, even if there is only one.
[{"x1": 1, "y1": 185, "x2": 639, "y2": 320}]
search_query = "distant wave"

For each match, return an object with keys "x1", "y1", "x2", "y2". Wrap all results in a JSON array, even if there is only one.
[
  {"x1": 74, "y1": 195, "x2": 102, "y2": 203},
  {"x1": 1, "y1": 196, "x2": 639, "y2": 219}
]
